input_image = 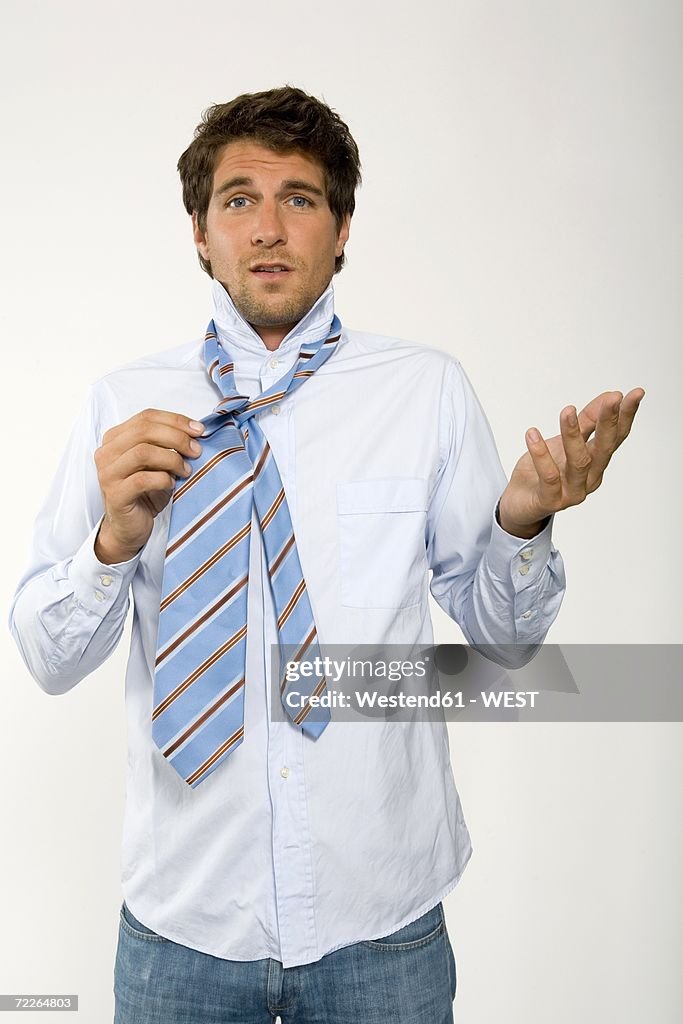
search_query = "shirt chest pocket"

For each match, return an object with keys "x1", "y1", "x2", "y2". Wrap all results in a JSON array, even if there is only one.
[{"x1": 336, "y1": 478, "x2": 429, "y2": 609}]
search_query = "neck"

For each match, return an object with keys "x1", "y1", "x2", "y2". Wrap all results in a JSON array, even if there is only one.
[
  {"x1": 252, "y1": 323, "x2": 297, "y2": 351},
  {"x1": 210, "y1": 277, "x2": 336, "y2": 354}
]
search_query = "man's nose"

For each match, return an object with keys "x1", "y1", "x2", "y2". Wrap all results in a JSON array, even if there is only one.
[{"x1": 251, "y1": 201, "x2": 287, "y2": 247}]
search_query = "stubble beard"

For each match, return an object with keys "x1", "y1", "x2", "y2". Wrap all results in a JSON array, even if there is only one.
[{"x1": 226, "y1": 269, "x2": 332, "y2": 329}]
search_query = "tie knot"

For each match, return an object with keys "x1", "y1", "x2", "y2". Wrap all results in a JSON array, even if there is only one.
[
  {"x1": 213, "y1": 393, "x2": 251, "y2": 420},
  {"x1": 202, "y1": 314, "x2": 343, "y2": 436}
]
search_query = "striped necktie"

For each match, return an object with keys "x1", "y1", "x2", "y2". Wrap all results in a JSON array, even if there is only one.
[{"x1": 151, "y1": 315, "x2": 341, "y2": 788}]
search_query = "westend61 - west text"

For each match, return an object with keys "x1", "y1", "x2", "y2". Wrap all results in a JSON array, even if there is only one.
[{"x1": 284, "y1": 690, "x2": 541, "y2": 709}]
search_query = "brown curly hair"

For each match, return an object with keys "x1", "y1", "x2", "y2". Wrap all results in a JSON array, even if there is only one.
[{"x1": 177, "y1": 85, "x2": 362, "y2": 277}]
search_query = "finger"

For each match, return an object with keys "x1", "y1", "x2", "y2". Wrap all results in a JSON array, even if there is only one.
[
  {"x1": 101, "y1": 409, "x2": 205, "y2": 448},
  {"x1": 585, "y1": 387, "x2": 645, "y2": 490},
  {"x1": 525, "y1": 427, "x2": 563, "y2": 511},
  {"x1": 102, "y1": 443, "x2": 192, "y2": 489},
  {"x1": 560, "y1": 405, "x2": 593, "y2": 499},
  {"x1": 115, "y1": 471, "x2": 178, "y2": 508},
  {"x1": 613, "y1": 387, "x2": 645, "y2": 446},
  {"x1": 575, "y1": 391, "x2": 616, "y2": 441},
  {"x1": 585, "y1": 391, "x2": 622, "y2": 478},
  {"x1": 99, "y1": 420, "x2": 204, "y2": 463}
]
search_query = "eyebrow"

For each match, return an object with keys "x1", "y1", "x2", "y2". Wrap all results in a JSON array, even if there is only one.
[{"x1": 213, "y1": 176, "x2": 326, "y2": 200}]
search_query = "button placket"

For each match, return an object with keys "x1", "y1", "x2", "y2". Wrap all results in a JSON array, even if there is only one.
[{"x1": 272, "y1": 723, "x2": 316, "y2": 966}]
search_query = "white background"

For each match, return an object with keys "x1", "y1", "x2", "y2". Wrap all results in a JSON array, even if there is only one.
[{"x1": 2, "y1": 0, "x2": 681, "y2": 1021}]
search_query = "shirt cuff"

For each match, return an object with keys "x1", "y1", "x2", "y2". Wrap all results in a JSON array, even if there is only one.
[
  {"x1": 485, "y1": 499, "x2": 556, "y2": 587},
  {"x1": 69, "y1": 517, "x2": 144, "y2": 618}
]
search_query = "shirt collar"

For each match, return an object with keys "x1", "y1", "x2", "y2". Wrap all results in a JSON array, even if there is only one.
[{"x1": 210, "y1": 277, "x2": 336, "y2": 356}]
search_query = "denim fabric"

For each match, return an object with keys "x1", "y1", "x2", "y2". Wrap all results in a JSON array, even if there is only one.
[{"x1": 114, "y1": 899, "x2": 457, "y2": 1023}]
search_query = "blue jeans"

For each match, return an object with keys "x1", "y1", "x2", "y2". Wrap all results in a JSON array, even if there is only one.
[{"x1": 114, "y1": 899, "x2": 457, "y2": 1023}]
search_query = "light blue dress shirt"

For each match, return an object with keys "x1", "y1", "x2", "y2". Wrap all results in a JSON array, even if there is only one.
[{"x1": 8, "y1": 280, "x2": 566, "y2": 967}]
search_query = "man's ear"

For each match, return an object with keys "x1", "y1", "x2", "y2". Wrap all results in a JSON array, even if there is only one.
[
  {"x1": 192, "y1": 211, "x2": 209, "y2": 260},
  {"x1": 335, "y1": 214, "x2": 351, "y2": 258}
]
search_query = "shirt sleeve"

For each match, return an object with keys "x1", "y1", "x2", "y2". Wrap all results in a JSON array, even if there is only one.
[
  {"x1": 426, "y1": 358, "x2": 566, "y2": 668},
  {"x1": 7, "y1": 381, "x2": 143, "y2": 695}
]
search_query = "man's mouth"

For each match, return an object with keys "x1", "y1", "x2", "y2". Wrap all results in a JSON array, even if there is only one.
[{"x1": 250, "y1": 263, "x2": 293, "y2": 277}]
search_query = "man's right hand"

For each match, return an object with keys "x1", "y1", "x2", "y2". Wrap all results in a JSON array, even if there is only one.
[{"x1": 93, "y1": 408, "x2": 206, "y2": 565}]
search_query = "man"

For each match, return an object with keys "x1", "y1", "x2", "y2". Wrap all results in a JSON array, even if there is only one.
[{"x1": 8, "y1": 86, "x2": 643, "y2": 1023}]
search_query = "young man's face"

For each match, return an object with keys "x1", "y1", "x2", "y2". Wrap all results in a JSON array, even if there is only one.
[{"x1": 193, "y1": 140, "x2": 350, "y2": 347}]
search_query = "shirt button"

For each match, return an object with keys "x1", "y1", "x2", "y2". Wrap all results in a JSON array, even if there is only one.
[
  {"x1": 521, "y1": 549, "x2": 534, "y2": 561},
  {"x1": 280, "y1": 766, "x2": 290, "y2": 779},
  {"x1": 269, "y1": 358, "x2": 279, "y2": 369},
  {"x1": 272, "y1": 404, "x2": 281, "y2": 415},
  {"x1": 518, "y1": 565, "x2": 530, "y2": 576},
  {"x1": 94, "y1": 590, "x2": 105, "y2": 601},
  {"x1": 521, "y1": 609, "x2": 533, "y2": 619},
  {"x1": 100, "y1": 574, "x2": 113, "y2": 586}
]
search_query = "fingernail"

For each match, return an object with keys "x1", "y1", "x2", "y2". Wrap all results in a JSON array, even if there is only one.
[
  {"x1": 189, "y1": 420, "x2": 204, "y2": 433},
  {"x1": 528, "y1": 428, "x2": 540, "y2": 442},
  {"x1": 568, "y1": 408, "x2": 577, "y2": 425}
]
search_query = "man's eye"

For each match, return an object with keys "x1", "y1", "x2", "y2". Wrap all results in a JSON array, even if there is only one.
[
  {"x1": 227, "y1": 196, "x2": 249, "y2": 208},
  {"x1": 289, "y1": 196, "x2": 311, "y2": 207}
]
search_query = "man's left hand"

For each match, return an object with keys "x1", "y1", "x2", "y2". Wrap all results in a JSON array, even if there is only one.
[{"x1": 497, "y1": 387, "x2": 646, "y2": 539}]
